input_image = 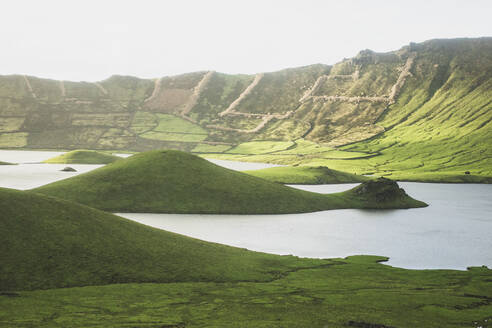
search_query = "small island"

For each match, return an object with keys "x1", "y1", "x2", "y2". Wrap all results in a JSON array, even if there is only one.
[
  {"x1": 43, "y1": 150, "x2": 121, "y2": 165},
  {"x1": 60, "y1": 166, "x2": 77, "y2": 172}
]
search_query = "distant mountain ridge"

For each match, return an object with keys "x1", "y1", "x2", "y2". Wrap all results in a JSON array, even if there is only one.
[{"x1": 0, "y1": 37, "x2": 491, "y2": 180}]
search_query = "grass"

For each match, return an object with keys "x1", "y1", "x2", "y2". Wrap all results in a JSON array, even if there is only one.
[
  {"x1": 190, "y1": 72, "x2": 254, "y2": 123},
  {"x1": 227, "y1": 141, "x2": 295, "y2": 154},
  {"x1": 140, "y1": 114, "x2": 208, "y2": 142},
  {"x1": 237, "y1": 64, "x2": 330, "y2": 114},
  {"x1": 32, "y1": 150, "x2": 426, "y2": 214},
  {"x1": 216, "y1": 39, "x2": 491, "y2": 183},
  {"x1": 99, "y1": 75, "x2": 154, "y2": 107},
  {"x1": 272, "y1": 139, "x2": 334, "y2": 155},
  {"x1": 129, "y1": 111, "x2": 158, "y2": 134},
  {"x1": 152, "y1": 114, "x2": 207, "y2": 134},
  {"x1": 141, "y1": 131, "x2": 208, "y2": 142},
  {"x1": 244, "y1": 165, "x2": 370, "y2": 184},
  {"x1": 0, "y1": 187, "x2": 323, "y2": 291},
  {"x1": 0, "y1": 132, "x2": 28, "y2": 148},
  {"x1": 0, "y1": 255, "x2": 491, "y2": 327},
  {"x1": 42, "y1": 150, "x2": 121, "y2": 164},
  {"x1": 0, "y1": 187, "x2": 488, "y2": 327},
  {"x1": 191, "y1": 143, "x2": 232, "y2": 153},
  {"x1": 0, "y1": 117, "x2": 25, "y2": 132},
  {"x1": 0, "y1": 39, "x2": 490, "y2": 182}
]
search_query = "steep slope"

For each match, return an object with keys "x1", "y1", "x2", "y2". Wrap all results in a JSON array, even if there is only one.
[
  {"x1": 43, "y1": 149, "x2": 121, "y2": 164},
  {"x1": 333, "y1": 38, "x2": 492, "y2": 180},
  {"x1": 244, "y1": 165, "x2": 370, "y2": 184},
  {"x1": 0, "y1": 38, "x2": 490, "y2": 181},
  {"x1": 32, "y1": 150, "x2": 426, "y2": 213},
  {"x1": 0, "y1": 187, "x2": 324, "y2": 291}
]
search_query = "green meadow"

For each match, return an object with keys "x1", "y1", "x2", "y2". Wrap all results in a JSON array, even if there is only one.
[{"x1": 0, "y1": 187, "x2": 490, "y2": 327}]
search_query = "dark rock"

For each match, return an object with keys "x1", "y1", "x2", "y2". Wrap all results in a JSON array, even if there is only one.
[
  {"x1": 352, "y1": 177, "x2": 407, "y2": 202},
  {"x1": 465, "y1": 171, "x2": 471, "y2": 175},
  {"x1": 61, "y1": 167, "x2": 77, "y2": 172},
  {"x1": 347, "y1": 320, "x2": 395, "y2": 328},
  {"x1": 0, "y1": 292, "x2": 20, "y2": 298}
]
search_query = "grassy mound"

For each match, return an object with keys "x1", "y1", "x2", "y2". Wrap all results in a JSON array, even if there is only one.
[
  {"x1": 0, "y1": 187, "x2": 323, "y2": 291},
  {"x1": 244, "y1": 165, "x2": 370, "y2": 184},
  {"x1": 0, "y1": 161, "x2": 13, "y2": 165},
  {"x1": 33, "y1": 150, "x2": 426, "y2": 213},
  {"x1": 43, "y1": 150, "x2": 121, "y2": 164}
]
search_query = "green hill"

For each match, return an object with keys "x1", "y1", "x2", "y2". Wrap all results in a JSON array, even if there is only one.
[
  {"x1": 0, "y1": 161, "x2": 13, "y2": 165},
  {"x1": 1, "y1": 187, "x2": 490, "y2": 327},
  {"x1": 43, "y1": 150, "x2": 121, "y2": 164},
  {"x1": 244, "y1": 165, "x2": 370, "y2": 184},
  {"x1": 0, "y1": 187, "x2": 324, "y2": 291},
  {"x1": 0, "y1": 38, "x2": 489, "y2": 182},
  {"x1": 32, "y1": 150, "x2": 426, "y2": 213}
]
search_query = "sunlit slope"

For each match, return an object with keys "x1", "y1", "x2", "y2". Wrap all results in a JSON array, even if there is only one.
[
  {"x1": 0, "y1": 38, "x2": 489, "y2": 182},
  {"x1": 206, "y1": 39, "x2": 492, "y2": 182},
  {"x1": 0, "y1": 187, "x2": 324, "y2": 291},
  {"x1": 334, "y1": 39, "x2": 492, "y2": 180},
  {"x1": 43, "y1": 150, "x2": 121, "y2": 164},
  {"x1": 33, "y1": 150, "x2": 426, "y2": 213}
]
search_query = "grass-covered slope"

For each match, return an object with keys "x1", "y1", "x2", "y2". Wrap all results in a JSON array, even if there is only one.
[
  {"x1": 1, "y1": 256, "x2": 491, "y2": 327},
  {"x1": 0, "y1": 160, "x2": 13, "y2": 165},
  {"x1": 43, "y1": 150, "x2": 121, "y2": 164},
  {"x1": 244, "y1": 165, "x2": 370, "y2": 184},
  {"x1": 330, "y1": 38, "x2": 492, "y2": 181},
  {"x1": 1, "y1": 38, "x2": 489, "y2": 182},
  {"x1": 0, "y1": 187, "x2": 323, "y2": 291},
  {"x1": 211, "y1": 38, "x2": 492, "y2": 182},
  {"x1": 33, "y1": 150, "x2": 426, "y2": 213}
]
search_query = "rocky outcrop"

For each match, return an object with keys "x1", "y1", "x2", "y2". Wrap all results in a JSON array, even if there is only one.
[
  {"x1": 352, "y1": 177, "x2": 409, "y2": 203},
  {"x1": 60, "y1": 167, "x2": 77, "y2": 172}
]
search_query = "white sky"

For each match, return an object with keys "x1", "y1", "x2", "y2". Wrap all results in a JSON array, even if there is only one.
[{"x1": 1, "y1": 0, "x2": 491, "y2": 82}]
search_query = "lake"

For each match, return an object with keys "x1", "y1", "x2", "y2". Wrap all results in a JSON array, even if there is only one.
[{"x1": 1, "y1": 150, "x2": 491, "y2": 270}]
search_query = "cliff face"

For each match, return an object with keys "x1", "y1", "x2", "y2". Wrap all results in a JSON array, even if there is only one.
[{"x1": 0, "y1": 38, "x2": 490, "y2": 159}]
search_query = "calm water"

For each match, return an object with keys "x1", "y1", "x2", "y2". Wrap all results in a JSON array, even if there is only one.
[
  {"x1": 0, "y1": 150, "x2": 103, "y2": 189},
  {"x1": 0, "y1": 150, "x2": 280, "y2": 189},
  {"x1": 117, "y1": 182, "x2": 492, "y2": 270},
  {"x1": 2, "y1": 150, "x2": 491, "y2": 269}
]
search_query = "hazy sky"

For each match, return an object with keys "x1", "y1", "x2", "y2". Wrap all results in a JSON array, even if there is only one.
[{"x1": 1, "y1": 0, "x2": 491, "y2": 81}]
